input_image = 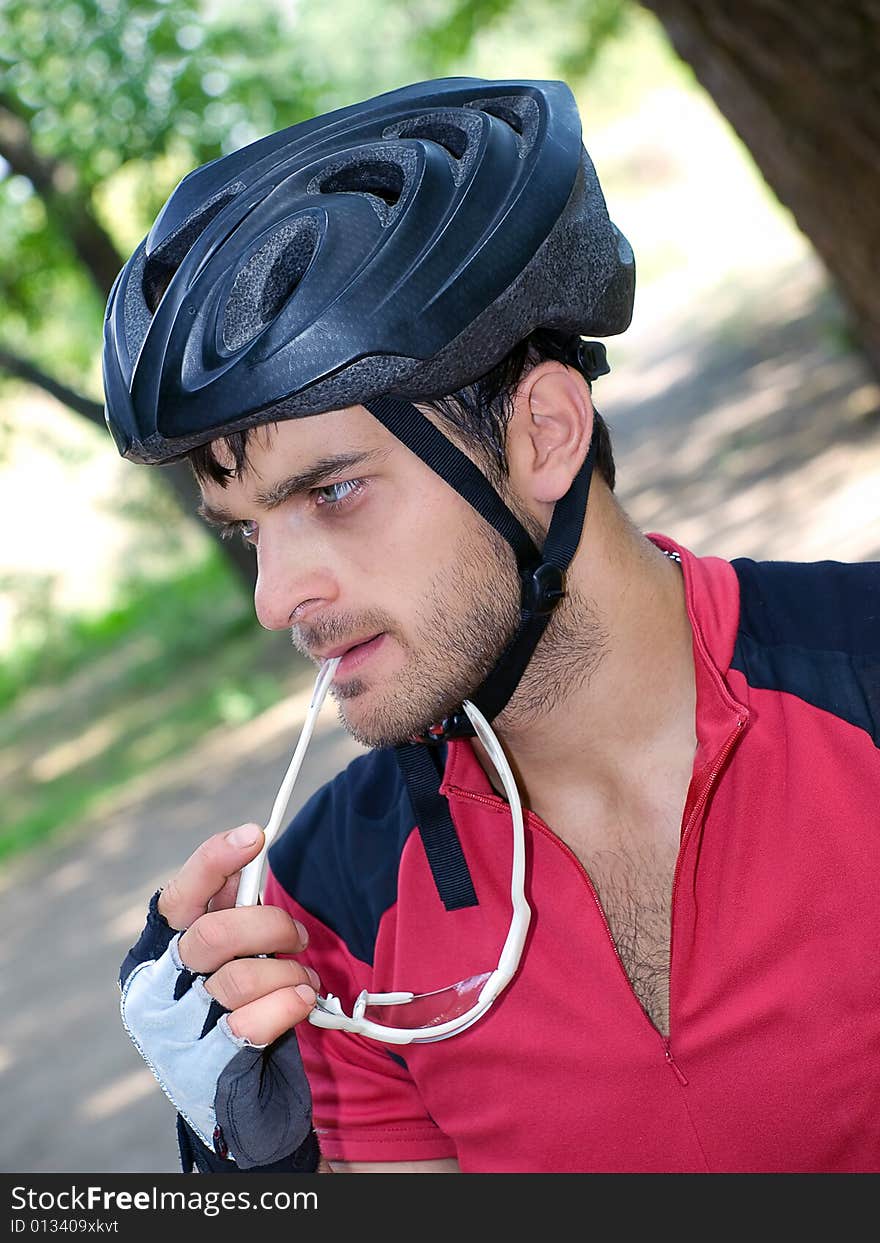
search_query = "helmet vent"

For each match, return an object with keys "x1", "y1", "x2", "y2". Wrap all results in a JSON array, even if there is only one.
[
  {"x1": 469, "y1": 96, "x2": 540, "y2": 151},
  {"x1": 318, "y1": 159, "x2": 404, "y2": 208},
  {"x1": 394, "y1": 118, "x2": 469, "y2": 160},
  {"x1": 382, "y1": 110, "x2": 482, "y2": 185},
  {"x1": 222, "y1": 216, "x2": 320, "y2": 352},
  {"x1": 142, "y1": 183, "x2": 244, "y2": 313},
  {"x1": 480, "y1": 102, "x2": 523, "y2": 134}
]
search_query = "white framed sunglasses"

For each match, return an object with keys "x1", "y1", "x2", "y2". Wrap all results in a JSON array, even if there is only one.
[{"x1": 237, "y1": 658, "x2": 531, "y2": 1045}]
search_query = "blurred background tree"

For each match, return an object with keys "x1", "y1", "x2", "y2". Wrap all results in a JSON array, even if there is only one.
[
  {"x1": 423, "y1": 0, "x2": 880, "y2": 376},
  {"x1": 638, "y1": 0, "x2": 880, "y2": 377},
  {"x1": 0, "y1": 0, "x2": 324, "y2": 585}
]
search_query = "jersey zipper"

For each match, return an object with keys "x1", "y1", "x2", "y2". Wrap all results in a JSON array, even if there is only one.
[
  {"x1": 665, "y1": 1043, "x2": 689, "y2": 1085},
  {"x1": 662, "y1": 713, "x2": 748, "y2": 1079},
  {"x1": 445, "y1": 712, "x2": 748, "y2": 1081}
]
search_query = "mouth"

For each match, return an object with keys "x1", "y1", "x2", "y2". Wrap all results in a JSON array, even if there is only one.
[{"x1": 319, "y1": 633, "x2": 387, "y2": 677}]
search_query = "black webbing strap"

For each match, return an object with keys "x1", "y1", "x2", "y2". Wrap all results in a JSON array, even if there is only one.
[
  {"x1": 394, "y1": 742, "x2": 478, "y2": 911},
  {"x1": 364, "y1": 392, "x2": 598, "y2": 742},
  {"x1": 541, "y1": 432, "x2": 596, "y2": 569},
  {"x1": 468, "y1": 435, "x2": 597, "y2": 725},
  {"x1": 363, "y1": 395, "x2": 541, "y2": 568}
]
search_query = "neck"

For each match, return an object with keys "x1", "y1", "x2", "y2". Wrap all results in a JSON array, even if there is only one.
[{"x1": 471, "y1": 487, "x2": 697, "y2": 824}]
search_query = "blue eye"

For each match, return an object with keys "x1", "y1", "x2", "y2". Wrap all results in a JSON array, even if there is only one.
[{"x1": 314, "y1": 479, "x2": 365, "y2": 508}]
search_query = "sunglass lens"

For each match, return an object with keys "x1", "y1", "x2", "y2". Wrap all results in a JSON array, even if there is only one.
[{"x1": 361, "y1": 972, "x2": 493, "y2": 1030}]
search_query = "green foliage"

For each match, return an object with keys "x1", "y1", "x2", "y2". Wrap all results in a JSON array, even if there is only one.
[
  {"x1": 413, "y1": 0, "x2": 630, "y2": 83},
  {"x1": 0, "y1": 616, "x2": 298, "y2": 863},
  {"x1": 0, "y1": 546, "x2": 249, "y2": 712},
  {"x1": 0, "y1": 0, "x2": 636, "y2": 381},
  {"x1": 0, "y1": 178, "x2": 104, "y2": 379},
  {"x1": 1, "y1": 0, "x2": 317, "y2": 190},
  {"x1": 0, "y1": 0, "x2": 327, "y2": 381}
]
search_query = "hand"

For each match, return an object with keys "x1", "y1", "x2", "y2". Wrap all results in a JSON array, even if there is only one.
[
  {"x1": 119, "y1": 824, "x2": 319, "y2": 1170},
  {"x1": 159, "y1": 822, "x2": 320, "y2": 1043}
]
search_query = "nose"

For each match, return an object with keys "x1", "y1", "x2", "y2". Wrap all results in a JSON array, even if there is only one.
[{"x1": 253, "y1": 534, "x2": 338, "y2": 631}]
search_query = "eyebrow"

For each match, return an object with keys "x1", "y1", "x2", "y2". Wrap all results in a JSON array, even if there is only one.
[{"x1": 197, "y1": 448, "x2": 390, "y2": 526}]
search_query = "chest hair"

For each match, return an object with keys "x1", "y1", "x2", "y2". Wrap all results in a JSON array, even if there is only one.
[{"x1": 580, "y1": 835, "x2": 679, "y2": 1038}]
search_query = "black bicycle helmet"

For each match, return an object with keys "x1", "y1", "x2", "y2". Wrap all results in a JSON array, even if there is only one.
[
  {"x1": 102, "y1": 76, "x2": 635, "y2": 743},
  {"x1": 103, "y1": 76, "x2": 633, "y2": 463}
]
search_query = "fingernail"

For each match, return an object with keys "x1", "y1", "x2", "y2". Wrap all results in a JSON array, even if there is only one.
[
  {"x1": 294, "y1": 919, "x2": 309, "y2": 948},
  {"x1": 227, "y1": 824, "x2": 260, "y2": 848},
  {"x1": 295, "y1": 984, "x2": 316, "y2": 1006},
  {"x1": 305, "y1": 967, "x2": 321, "y2": 990}
]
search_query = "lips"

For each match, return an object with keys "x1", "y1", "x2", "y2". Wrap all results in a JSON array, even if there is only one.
[
  {"x1": 316, "y1": 633, "x2": 381, "y2": 661},
  {"x1": 331, "y1": 633, "x2": 387, "y2": 676}
]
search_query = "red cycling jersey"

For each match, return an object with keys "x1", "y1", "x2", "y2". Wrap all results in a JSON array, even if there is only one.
[{"x1": 264, "y1": 534, "x2": 880, "y2": 1172}]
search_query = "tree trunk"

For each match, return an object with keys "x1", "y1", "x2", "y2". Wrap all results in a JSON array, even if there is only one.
[
  {"x1": 0, "y1": 99, "x2": 256, "y2": 588},
  {"x1": 638, "y1": 0, "x2": 880, "y2": 377}
]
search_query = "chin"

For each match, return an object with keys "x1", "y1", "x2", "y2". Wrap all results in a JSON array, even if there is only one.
[
  {"x1": 334, "y1": 685, "x2": 455, "y2": 750},
  {"x1": 336, "y1": 711, "x2": 415, "y2": 750}
]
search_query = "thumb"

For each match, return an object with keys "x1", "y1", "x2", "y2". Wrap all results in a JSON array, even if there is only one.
[{"x1": 158, "y1": 823, "x2": 265, "y2": 929}]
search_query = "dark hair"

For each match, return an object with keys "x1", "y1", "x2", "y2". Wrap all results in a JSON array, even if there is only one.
[{"x1": 187, "y1": 328, "x2": 616, "y2": 491}]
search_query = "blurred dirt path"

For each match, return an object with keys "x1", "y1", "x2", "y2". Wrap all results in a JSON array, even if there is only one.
[
  {"x1": 0, "y1": 677, "x2": 367, "y2": 1173},
  {"x1": 1, "y1": 255, "x2": 878, "y2": 1173}
]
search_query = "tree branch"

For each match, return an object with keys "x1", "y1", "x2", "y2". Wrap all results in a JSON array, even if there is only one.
[
  {"x1": 0, "y1": 345, "x2": 105, "y2": 424},
  {"x1": 0, "y1": 97, "x2": 124, "y2": 299},
  {"x1": 0, "y1": 345, "x2": 256, "y2": 588}
]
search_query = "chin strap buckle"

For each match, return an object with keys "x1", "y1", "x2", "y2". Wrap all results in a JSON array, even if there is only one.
[
  {"x1": 409, "y1": 708, "x2": 475, "y2": 745},
  {"x1": 521, "y1": 563, "x2": 566, "y2": 616},
  {"x1": 411, "y1": 563, "x2": 566, "y2": 745}
]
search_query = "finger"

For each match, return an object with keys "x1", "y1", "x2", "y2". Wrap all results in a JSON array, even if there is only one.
[
  {"x1": 178, "y1": 904, "x2": 309, "y2": 974},
  {"x1": 226, "y1": 984, "x2": 318, "y2": 1046},
  {"x1": 205, "y1": 957, "x2": 321, "y2": 1012},
  {"x1": 158, "y1": 824, "x2": 264, "y2": 930},
  {"x1": 208, "y1": 871, "x2": 242, "y2": 914}
]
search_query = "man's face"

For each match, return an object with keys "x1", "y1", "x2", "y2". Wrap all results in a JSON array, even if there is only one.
[{"x1": 197, "y1": 407, "x2": 522, "y2": 747}]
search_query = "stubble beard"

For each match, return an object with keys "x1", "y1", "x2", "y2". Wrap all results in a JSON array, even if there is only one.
[
  {"x1": 296, "y1": 517, "x2": 609, "y2": 750},
  {"x1": 327, "y1": 524, "x2": 522, "y2": 748}
]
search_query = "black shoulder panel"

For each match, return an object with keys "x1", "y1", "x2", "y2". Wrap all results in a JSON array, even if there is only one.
[
  {"x1": 267, "y1": 746, "x2": 418, "y2": 966},
  {"x1": 731, "y1": 557, "x2": 880, "y2": 747}
]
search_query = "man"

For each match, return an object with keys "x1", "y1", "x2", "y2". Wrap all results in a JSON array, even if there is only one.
[{"x1": 108, "y1": 77, "x2": 880, "y2": 1174}]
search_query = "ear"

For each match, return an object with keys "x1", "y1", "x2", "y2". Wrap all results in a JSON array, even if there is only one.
[{"x1": 507, "y1": 362, "x2": 595, "y2": 506}]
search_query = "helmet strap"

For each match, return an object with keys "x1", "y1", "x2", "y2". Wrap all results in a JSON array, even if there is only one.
[{"x1": 362, "y1": 396, "x2": 597, "y2": 742}]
